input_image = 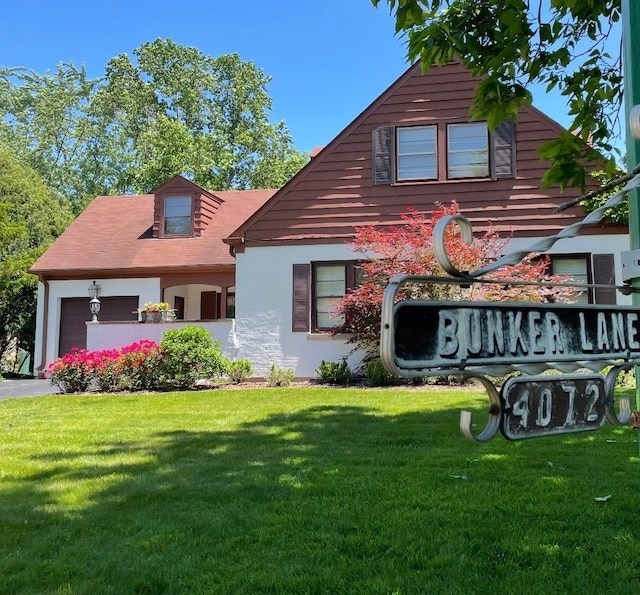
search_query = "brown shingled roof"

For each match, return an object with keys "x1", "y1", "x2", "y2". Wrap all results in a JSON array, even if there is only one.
[{"x1": 30, "y1": 188, "x2": 276, "y2": 278}]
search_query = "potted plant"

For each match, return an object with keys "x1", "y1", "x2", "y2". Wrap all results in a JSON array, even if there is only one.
[{"x1": 136, "y1": 302, "x2": 176, "y2": 323}]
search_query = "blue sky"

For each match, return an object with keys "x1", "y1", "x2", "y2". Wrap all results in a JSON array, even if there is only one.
[{"x1": 0, "y1": 0, "x2": 587, "y2": 154}]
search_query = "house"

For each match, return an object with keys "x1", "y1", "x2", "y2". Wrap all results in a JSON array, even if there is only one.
[
  {"x1": 223, "y1": 60, "x2": 629, "y2": 377},
  {"x1": 31, "y1": 60, "x2": 630, "y2": 379},
  {"x1": 30, "y1": 175, "x2": 275, "y2": 376}
]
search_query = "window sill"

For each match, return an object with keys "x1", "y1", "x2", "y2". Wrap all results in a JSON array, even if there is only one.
[
  {"x1": 392, "y1": 177, "x2": 497, "y2": 186},
  {"x1": 306, "y1": 332, "x2": 350, "y2": 341}
]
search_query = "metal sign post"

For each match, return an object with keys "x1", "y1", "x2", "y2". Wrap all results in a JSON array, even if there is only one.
[{"x1": 622, "y1": 0, "x2": 640, "y2": 458}]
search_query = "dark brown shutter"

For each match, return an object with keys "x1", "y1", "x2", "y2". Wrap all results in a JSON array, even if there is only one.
[
  {"x1": 490, "y1": 119, "x2": 516, "y2": 178},
  {"x1": 592, "y1": 253, "x2": 616, "y2": 304},
  {"x1": 372, "y1": 126, "x2": 395, "y2": 185},
  {"x1": 292, "y1": 264, "x2": 311, "y2": 332}
]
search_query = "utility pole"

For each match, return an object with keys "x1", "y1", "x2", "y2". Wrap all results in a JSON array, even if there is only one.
[{"x1": 622, "y1": 0, "x2": 640, "y2": 452}]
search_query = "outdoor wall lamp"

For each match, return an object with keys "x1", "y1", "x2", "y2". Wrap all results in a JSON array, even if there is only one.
[{"x1": 88, "y1": 280, "x2": 101, "y2": 322}]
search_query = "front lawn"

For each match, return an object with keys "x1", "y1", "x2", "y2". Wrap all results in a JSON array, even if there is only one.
[{"x1": 1, "y1": 387, "x2": 638, "y2": 594}]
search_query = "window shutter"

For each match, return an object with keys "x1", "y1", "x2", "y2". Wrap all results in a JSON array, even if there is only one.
[
  {"x1": 592, "y1": 253, "x2": 616, "y2": 304},
  {"x1": 372, "y1": 126, "x2": 395, "y2": 185},
  {"x1": 292, "y1": 264, "x2": 311, "y2": 332},
  {"x1": 490, "y1": 119, "x2": 516, "y2": 178}
]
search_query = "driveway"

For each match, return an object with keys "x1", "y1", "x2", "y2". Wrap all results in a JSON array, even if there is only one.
[{"x1": 0, "y1": 378, "x2": 60, "y2": 400}]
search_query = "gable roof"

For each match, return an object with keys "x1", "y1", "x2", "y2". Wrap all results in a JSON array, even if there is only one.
[
  {"x1": 225, "y1": 61, "x2": 623, "y2": 248},
  {"x1": 30, "y1": 187, "x2": 276, "y2": 279}
]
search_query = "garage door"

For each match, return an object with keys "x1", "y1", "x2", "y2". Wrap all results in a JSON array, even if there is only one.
[{"x1": 58, "y1": 296, "x2": 139, "y2": 357}]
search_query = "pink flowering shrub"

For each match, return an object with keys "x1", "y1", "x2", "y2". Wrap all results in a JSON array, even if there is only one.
[
  {"x1": 115, "y1": 340, "x2": 162, "y2": 391},
  {"x1": 48, "y1": 340, "x2": 162, "y2": 394},
  {"x1": 47, "y1": 347, "x2": 95, "y2": 393}
]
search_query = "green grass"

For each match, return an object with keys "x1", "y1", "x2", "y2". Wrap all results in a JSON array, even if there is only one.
[{"x1": 1, "y1": 387, "x2": 639, "y2": 594}]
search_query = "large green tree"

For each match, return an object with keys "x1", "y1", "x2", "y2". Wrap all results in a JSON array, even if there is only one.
[
  {"x1": 92, "y1": 39, "x2": 307, "y2": 193},
  {"x1": 0, "y1": 63, "x2": 106, "y2": 213},
  {"x1": 373, "y1": 0, "x2": 623, "y2": 190},
  {"x1": 0, "y1": 147, "x2": 73, "y2": 371},
  {"x1": 0, "y1": 39, "x2": 307, "y2": 212}
]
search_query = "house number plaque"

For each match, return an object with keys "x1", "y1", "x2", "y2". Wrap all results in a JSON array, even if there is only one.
[{"x1": 500, "y1": 374, "x2": 606, "y2": 440}]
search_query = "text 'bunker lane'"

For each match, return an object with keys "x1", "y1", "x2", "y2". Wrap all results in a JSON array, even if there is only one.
[{"x1": 394, "y1": 302, "x2": 640, "y2": 364}]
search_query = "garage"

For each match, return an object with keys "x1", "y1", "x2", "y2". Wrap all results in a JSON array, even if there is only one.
[{"x1": 58, "y1": 297, "x2": 139, "y2": 357}]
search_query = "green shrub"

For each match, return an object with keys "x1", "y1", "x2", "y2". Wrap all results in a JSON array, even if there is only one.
[
  {"x1": 365, "y1": 359, "x2": 396, "y2": 386},
  {"x1": 158, "y1": 326, "x2": 228, "y2": 390},
  {"x1": 267, "y1": 364, "x2": 295, "y2": 387},
  {"x1": 316, "y1": 358, "x2": 353, "y2": 385},
  {"x1": 227, "y1": 359, "x2": 253, "y2": 384}
]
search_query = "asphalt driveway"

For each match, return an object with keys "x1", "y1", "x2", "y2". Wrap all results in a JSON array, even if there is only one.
[{"x1": 0, "y1": 378, "x2": 60, "y2": 400}]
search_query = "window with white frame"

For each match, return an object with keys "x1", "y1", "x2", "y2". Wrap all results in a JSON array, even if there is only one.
[
  {"x1": 551, "y1": 256, "x2": 589, "y2": 304},
  {"x1": 163, "y1": 196, "x2": 192, "y2": 236},
  {"x1": 447, "y1": 123, "x2": 489, "y2": 179},
  {"x1": 314, "y1": 264, "x2": 347, "y2": 329},
  {"x1": 312, "y1": 262, "x2": 364, "y2": 331},
  {"x1": 396, "y1": 126, "x2": 437, "y2": 181}
]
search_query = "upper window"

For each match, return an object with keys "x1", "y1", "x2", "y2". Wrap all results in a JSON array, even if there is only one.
[
  {"x1": 447, "y1": 123, "x2": 489, "y2": 179},
  {"x1": 163, "y1": 196, "x2": 192, "y2": 236},
  {"x1": 372, "y1": 120, "x2": 515, "y2": 185},
  {"x1": 396, "y1": 126, "x2": 437, "y2": 181}
]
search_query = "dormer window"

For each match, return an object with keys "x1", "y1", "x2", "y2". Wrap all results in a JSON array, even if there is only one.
[
  {"x1": 152, "y1": 175, "x2": 223, "y2": 239},
  {"x1": 163, "y1": 196, "x2": 192, "y2": 236}
]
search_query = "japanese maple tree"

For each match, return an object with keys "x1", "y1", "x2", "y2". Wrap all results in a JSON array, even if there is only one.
[{"x1": 338, "y1": 202, "x2": 578, "y2": 361}]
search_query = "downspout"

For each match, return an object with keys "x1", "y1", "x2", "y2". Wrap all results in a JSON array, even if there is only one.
[{"x1": 34, "y1": 276, "x2": 50, "y2": 378}]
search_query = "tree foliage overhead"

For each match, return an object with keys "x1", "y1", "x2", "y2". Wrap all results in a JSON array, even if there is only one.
[
  {"x1": 339, "y1": 203, "x2": 578, "y2": 361},
  {"x1": 372, "y1": 0, "x2": 623, "y2": 190},
  {"x1": 0, "y1": 39, "x2": 308, "y2": 212},
  {"x1": 0, "y1": 147, "x2": 73, "y2": 367}
]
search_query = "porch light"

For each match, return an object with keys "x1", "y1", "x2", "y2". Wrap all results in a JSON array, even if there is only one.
[
  {"x1": 88, "y1": 280, "x2": 101, "y2": 322},
  {"x1": 88, "y1": 280, "x2": 101, "y2": 299}
]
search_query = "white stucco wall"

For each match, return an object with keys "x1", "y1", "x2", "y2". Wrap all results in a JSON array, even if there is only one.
[
  {"x1": 235, "y1": 243, "x2": 364, "y2": 378},
  {"x1": 235, "y1": 234, "x2": 632, "y2": 378},
  {"x1": 35, "y1": 277, "x2": 160, "y2": 374}
]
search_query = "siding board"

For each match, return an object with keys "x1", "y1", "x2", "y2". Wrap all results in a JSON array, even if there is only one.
[{"x1": 233, "y1": 60, "x2": 616, "y2": 245}]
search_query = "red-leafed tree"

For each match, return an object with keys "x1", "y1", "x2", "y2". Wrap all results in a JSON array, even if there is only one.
[{"x1": 338, "y1": 202, "x2": 578, "y2": 361}]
